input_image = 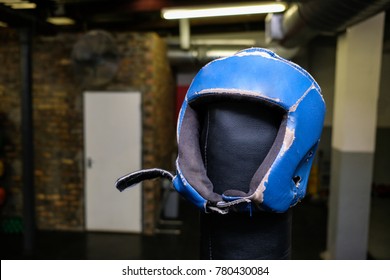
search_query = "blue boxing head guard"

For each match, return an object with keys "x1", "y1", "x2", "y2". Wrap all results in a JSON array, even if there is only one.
[{"x1": 116, "y1": 48, "x2": 326, "y2": 214}]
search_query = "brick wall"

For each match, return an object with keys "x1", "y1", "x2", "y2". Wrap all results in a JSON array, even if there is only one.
[
  {"x1": 0, "y1": 29, "x2": 175, "y2": 234},
  {"x1": 32, "y1": 34, "x2": 85, "y2": 230},
  {"x1": 0, "y1": 30, "x2": 23, "y2": 219}
]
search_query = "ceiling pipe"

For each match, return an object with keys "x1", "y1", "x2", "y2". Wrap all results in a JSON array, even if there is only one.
[
  {"x1": 167, "y1": 45, "x2": 300, "y2": 66},
  {"x1": 166, "y1": 31, "x2": 300, "y2": 66},
  {"x1": 179, "y1": 18, "x2": 190, "y2": 49},
  {"x1": 267, "y1": 0, "x2": 390, "y2": 49}
]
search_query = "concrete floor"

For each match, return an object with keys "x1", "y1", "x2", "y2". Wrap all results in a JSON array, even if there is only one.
[{"x1": 1, "y1": 195, "x2": 389, "y2": 260}]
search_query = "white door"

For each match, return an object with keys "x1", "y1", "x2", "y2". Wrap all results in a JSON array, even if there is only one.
[{"x1": 84, "y1": 92, "x2": 142, "y2": 232}]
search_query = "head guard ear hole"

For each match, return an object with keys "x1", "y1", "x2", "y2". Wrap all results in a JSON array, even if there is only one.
[{"x1": 293, "y1": 176, "x2": 302, "y2": 186}]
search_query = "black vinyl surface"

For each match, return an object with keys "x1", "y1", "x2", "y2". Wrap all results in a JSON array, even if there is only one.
[{"x1": 197, "y1": 99, "x2": 289, "y2": 259}]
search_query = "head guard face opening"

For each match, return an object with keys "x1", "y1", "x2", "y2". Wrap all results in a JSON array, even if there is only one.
[{"x1": 172, "y1": 48, "x2": 326, "y2": 213}]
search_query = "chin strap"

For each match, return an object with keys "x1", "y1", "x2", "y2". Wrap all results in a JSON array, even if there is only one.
[
  {"x1": 115, "y1": 168, "x2": 254, "y2": 214},
  {"x1": 115, "y1": 168, "x2": 174, "y2": 192}
]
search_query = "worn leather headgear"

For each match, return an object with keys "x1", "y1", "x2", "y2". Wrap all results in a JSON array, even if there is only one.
[{"x1": 116, "y1": 48, "x2": 326, "y2": 214}]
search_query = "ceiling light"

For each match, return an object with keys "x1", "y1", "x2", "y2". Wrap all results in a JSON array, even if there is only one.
[
  {"x1": 0, "y1": 0, "x2": 26, "y2": 3},
  {"x1": 162, "y1": 2, "x2": 287, "y2": 20},
  {"x1": 0, "y1": 21, "x2": 8, "y2": 28},
  {"x1": 5, "y1": 2, "x2": 36, "y2": 9},
  {"x1": 47, "y1": 17, "x2": 75, "y2": 26}
]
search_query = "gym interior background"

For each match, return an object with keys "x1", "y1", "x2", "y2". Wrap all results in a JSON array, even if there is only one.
[{"x1": 0, "y1": 0, "x2": 389, "y2": 260}]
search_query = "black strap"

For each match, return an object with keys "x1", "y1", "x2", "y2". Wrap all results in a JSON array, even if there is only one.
[{"x1": 116, "y1": 168, "x2": 174, "y2": 192}]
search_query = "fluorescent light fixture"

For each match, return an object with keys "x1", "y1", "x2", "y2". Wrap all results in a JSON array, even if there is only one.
[
  {"x1": 0, "y1": 0, "x2": 26, "y2": 3},
  {"x1": 5, "y1": 2, "x2": 36, "y2": 9},
  {"x1": 162, "y1": 2, "x2": 287, "y2": 20},
  {"x1": 47, "y1": 17, "x2": 75, "y2": 26}
]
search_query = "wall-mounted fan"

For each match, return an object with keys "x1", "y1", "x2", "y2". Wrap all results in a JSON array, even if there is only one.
[{"x1": 71, "y1": 30, "x2": 119, "y2": 88}]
